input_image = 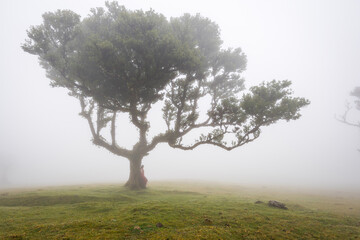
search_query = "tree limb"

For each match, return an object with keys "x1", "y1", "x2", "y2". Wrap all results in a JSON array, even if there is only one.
[
  {"x1": 111, "y1": 111, "x2": 117, "y2": 146},
  {"x1": 79, "y1": 96, "x2": 131, "y2": 158},
  {"x1": 336, "y1": 104, "x2": 360, "y2": 128},
  {"x1": 171, "y1": 124, "x2": 261, "y2": 151}
]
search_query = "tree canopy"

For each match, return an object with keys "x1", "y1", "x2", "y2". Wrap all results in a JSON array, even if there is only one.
[{"x1": 22, "y1": 2, "x2": 310, "y2": 189}]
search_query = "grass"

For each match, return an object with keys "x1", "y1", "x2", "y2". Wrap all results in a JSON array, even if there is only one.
[{"x1": 0, "y1": 181, "x2": 359, "y2": 239}]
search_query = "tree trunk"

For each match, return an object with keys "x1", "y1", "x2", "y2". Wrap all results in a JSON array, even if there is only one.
[{"x1": 125, "y1": 156, "x2": 145, "y2": 190}]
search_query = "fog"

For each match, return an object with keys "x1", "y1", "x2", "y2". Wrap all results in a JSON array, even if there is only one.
[{"x1": 0, "y1": 0, "x2": 359, "y2": 191}]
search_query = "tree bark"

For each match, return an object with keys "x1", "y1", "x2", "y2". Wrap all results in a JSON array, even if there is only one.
[{"x1": 125, "y1": 156, "x2": 145, "y2": 190}]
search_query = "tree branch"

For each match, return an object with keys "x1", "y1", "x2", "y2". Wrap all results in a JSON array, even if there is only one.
[
  {"x1": 92, "y1": 136, "x2": 131, "y2": 158},
  {"x1": 111, "y1": 111, "x2": 117, "y2": 146},
  {"x1": 336, "y1": 104, "x2": 360, "y2": 128},
  {"x1": 129, "y1": 100, "x2": 149, "y2": 145},
  {"x1": 170, "y1": 124, "x2": 261, "y2": 151},
  {"x1": 170, "y1": 133, "x2": 260, "y2": 151},
  {"x1": 79, "y1": 96, "x2": 131, "y2": 158},
  {"x1": 79, "y1": 97, "x2": 96, "y2": 137},
  {"x1": 146, "y1": 132, "x2": 171, "y2": 152},
  {"x1": 337, "y1": 118, "x2": 360, "y2": 127}
]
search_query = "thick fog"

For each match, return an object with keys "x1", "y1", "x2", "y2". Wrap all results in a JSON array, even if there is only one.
[{"x1": 1, "y1": 0, "x2": 359, "y2": 191}]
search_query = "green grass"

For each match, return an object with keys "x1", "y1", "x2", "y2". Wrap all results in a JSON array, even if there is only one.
[{"x1": 0, "y1": 182, "x2": 359, "y2": 239}]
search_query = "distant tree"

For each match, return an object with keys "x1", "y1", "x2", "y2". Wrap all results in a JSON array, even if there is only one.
[
  {"x1": 22, "y1": 2, "x2": 310, "y2": 189},
  {"x1": 338, "y1": 87, "x2": 360, "y2": 128},
  {"x1": 337, "y1": 87, "x2": 360, "y2": 152}
]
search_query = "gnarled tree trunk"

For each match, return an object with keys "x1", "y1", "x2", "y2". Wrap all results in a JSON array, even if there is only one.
[{"x1": 125, "y1": 156, "x2": 145, "y2": 190}]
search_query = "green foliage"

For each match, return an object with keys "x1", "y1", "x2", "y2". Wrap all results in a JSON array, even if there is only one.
[
  {"x1": 241, "y1": 80, "x2": 310, "y2": 125},
  {"x1": 1, "y1": 183, "x2": 360, "y2": 239},
  {"x1": 24, "y1": 3, "x2": 184, "y2": 107},
  {"x1": 22, "y1": 10, "x2": 81, "y2": 89},
  {"x1": 22, "y1": 2, "x2": 310, "y2": 167}
]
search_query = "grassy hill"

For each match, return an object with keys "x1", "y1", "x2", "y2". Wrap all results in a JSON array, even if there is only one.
[{"x1": 0, "y1": 182, "x2": 359, "y2": 239}]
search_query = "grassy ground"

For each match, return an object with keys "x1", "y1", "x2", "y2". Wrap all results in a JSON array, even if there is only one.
[{"x1": 0, "y1": 181, "x2": 359, "y2": 239}]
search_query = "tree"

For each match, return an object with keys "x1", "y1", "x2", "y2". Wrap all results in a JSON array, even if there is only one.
[
  {"x1": 22, "y1": 2, "x2": 310, "y2": 189},
  {"x1": 337, "y1": 87, "x2": 360, "y2": 152},
  {"x1": 338, "y1": 87, "x2": 360, "y2": 128}
]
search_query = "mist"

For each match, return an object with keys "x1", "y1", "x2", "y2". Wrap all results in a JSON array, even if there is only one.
[{"x1": 1, "y1": 0, "x2": 359, "y2": 192}]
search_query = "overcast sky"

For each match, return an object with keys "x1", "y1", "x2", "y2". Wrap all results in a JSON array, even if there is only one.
[{"x1": 0, "y1": 0, "x2": 359, "y2": 191}]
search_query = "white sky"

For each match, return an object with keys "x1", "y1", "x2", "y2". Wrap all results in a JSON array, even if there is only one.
[{"x1": 0, "y1": 0, "x2": 359, "y2": 190}]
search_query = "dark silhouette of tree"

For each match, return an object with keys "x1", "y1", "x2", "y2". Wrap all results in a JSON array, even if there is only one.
[{"x1": 22, "y1": 2, "x2": 310, "y2": 189}]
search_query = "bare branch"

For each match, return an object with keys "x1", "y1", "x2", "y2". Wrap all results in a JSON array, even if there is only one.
[
  {"x1": 79, "y1": 97, "x2": 96, "y2": 137},
  {"x1": 146, "y1": 116, "x2": 213, "y2": 153},
  {"x1": 337, "y1": 118, "x2": 360, "y2": 127},
  {"x1": 171, "y1": 124, "x2": 261, "y2": 151},
  {"x1": 170, "y1": 133, "x2": 260, "y2": 151},
  {"x1": 336, "y1": 104, "x2": 360, "y2": 128},
  {"x1": 79, "y1": 96, "x2": 131, "y2": 158},
  {"x1": 146, "y1": 133, "x2": 171, "y2": 152},
  {"x1": 92, "y1": 136, "x2": 131, "y2": 158},
  {"x1": 111, "y1": 111, "x2": 117, "y2": 146},
  {"x1": 178, "y1": 118, "x2": 212, "y2": 136},
  {"x1": 96, "y1": 107, "x2": 104, "y2": 136}
]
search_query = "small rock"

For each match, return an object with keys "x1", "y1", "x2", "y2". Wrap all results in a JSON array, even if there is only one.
[
  {"x1": 268, "y1": 200, "x2": 288, "y2": 210},
  {"x1": 255, "y1": 200, "x2": 264, "y2": 204},
  {"x1": 156, "y1": 222, "x2": 164, "y2": 228}
]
